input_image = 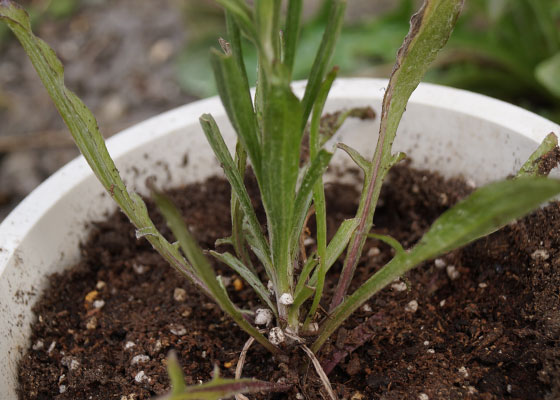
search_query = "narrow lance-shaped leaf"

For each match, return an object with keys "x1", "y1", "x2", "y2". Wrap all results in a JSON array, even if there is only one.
[
  {"x1": 0, "y1": 0, "x2": 211, "y2": 296},
  {"x1": 300, "y1": 0, "x2": 347, "y2": 129},
  {"x1": 152, "y1": 190, "x2": 279, "y2": 355},
  {"x1": 314, "y1": 176, "x2": 560, "y2": 351},
  {"x1": 210, "y1": 50, "x2": 262, "y2": 180},
  {"x1": 330, "y1": 0, "x2": 465, "y2": 311},
  {"x1": 303, "y1": 68, "x2": 338, "y2": 327},
  {"x1": 214, "y1": 0, "x2": 257, "y2": 43},
  {"x1": 199, "y1": 114, "x2": 273, "y2": 280},
  {"x1": 283, "y1": 0, "x2": 303, "y2": 78},
  {"x1": 159, "y1": 354, "x2": 290, "y2": 400},
  {"x1": 517, "y1": 132, "x2": 559, "y2": 177},
  {"x1": 209, "y1": 250, "x2": 277, "y2": 315},
  {"x1": 260, "y1": 83, "x2": 303, "y2": 315}
]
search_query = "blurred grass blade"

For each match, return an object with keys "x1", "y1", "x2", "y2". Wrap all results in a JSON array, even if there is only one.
[
  {"x1": 536, "y1": 53, "x2": 560, "y2": 97},
  {"x1": 160, "y1": 354, "x2": 290, "y2": 400},
  {"x1": 517, "y1": 132, "x2": 559, "y2": 177},
  {"x1": 315, "y1": 176, "x2": 560, "y2": 351},
  {"x1": 284, "y1": 0, "x2": 303, "y2": 78},
  {"x1": 199, "y1": 114, "x2": 273, "y2": 279},
  {"x1": 152, "y1": 190, "x2": 278, "y2": 355},
  {"x1": 331, "y1": 0, "x2": 465, "y2": 311},
  {"x1": 300, "y1": 0, "x2": 347, "y2": 128},
  {"x1": 214, "y1": 0, "x2": 256, "y2": 41},
  {"x1": 210, "y1": 50, "x2": 262, "y2": 179},
  {"x1": 0, "y1": 0, "x2": 213, "y2": 295},
  {"x1": 209, "y1": 250, "x2": 277, "y2": 314}
]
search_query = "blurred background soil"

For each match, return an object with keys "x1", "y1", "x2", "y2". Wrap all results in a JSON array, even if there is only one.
[{"x1": 1, "y1": 0, "x2": 559, "y2": 220}]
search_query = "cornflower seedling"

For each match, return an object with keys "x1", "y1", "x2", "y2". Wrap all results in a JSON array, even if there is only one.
[{"x1": 2, "y1": 0, "x2": 560, "y2": 398}]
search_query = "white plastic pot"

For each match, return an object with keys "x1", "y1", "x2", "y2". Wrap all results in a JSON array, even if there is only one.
[{"x1": 1, "y1": 78, "x2": 558, "y2": 397}]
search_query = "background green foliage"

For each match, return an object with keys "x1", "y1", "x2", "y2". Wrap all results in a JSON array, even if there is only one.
[{"x1": 177, "y1": 0, "x2": 560, "y2": 123}]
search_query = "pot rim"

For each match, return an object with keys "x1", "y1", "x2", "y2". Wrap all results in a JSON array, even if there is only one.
[{"x1": 1, "y1": 77, "x2": 558, "y2": 274}]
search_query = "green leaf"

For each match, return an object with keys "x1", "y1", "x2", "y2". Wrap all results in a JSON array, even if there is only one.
[
  {"x1": 336, "y1": 143, "x2": 371, "y2": 174},
  {"x1": 330, "y1": 0, "x2": 464, "y2": 311},
  {"x1": 209, "y1": 250, "x2": 277, "y2": 315},
  {"x1": 315, "y1": 177, "x2": 560, "y2": 352},
  {"x1": 214, "y1": 0, "x2": 256, "y2": 42},
  {"x1": 0, "y1": 0, "x2": 212, "y2": 296},
  {"x1": 284, "y1": 0, "x2": 303, "y2": 78},
  {"x1": 152, "y1": 189, "x2": 278, "y2": 355},
  {"x1": 367, "y1": 233, "x2": 405, "y2": 257},
  {"x1": 517, "y1": 132, "x2": 559, "y2": 177},
  {"x1": 199, "y1": 114, "x2": 272, "y2": 279},
  {"x1": 290, "y1": 149, "x2": 333, "y2": 259},
  {"x1": 536, "y1": 53, "x2": 560, "y2": 97},
  {"x1": 292, "y1": 218, "x2": 359, "y2": 308},
  {"x1": 159, "y1": 353, "x2": 290, "y2": 400},
  {"x1": 300, "y1": 0, "x2": 347, "y2": 128},
  {"x1": 260, "y1": 83, "x2": 303, "y2": 300},
  {"x1": 210, "y1": 50, "x2": 262, "y2": 179}
]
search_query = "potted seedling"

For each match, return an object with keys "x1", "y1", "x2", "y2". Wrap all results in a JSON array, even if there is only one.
[{"x1": 2, "y1": 0, "x2": 560, "y2": 398}]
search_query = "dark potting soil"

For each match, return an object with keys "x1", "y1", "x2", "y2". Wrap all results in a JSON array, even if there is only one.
[{"x1": 17, "y1": 164, "x2": 560, "y2": 400}]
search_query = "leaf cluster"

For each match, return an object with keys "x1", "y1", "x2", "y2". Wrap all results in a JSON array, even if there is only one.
[{"x1": 3, "y1": 0, "x2": 560, "y2": 398}]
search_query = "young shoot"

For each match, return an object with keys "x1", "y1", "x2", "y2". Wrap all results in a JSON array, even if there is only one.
[{"x1": 3, "y1": 0, "x2": 560, "y2": 397}]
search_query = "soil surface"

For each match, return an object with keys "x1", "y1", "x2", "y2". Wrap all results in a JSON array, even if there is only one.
[{"x1": 17, "y1": 164, "x2": 560, "y2": 399}]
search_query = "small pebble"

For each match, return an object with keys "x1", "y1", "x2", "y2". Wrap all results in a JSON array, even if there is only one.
[
  {"x1": 32, "y1": 340, "x2": 44, "y2": 351},
  {"x1": 255, "y1": 308, "x2": 273, "y2": 325},
  {"x1": 367, "y1": 247, "x2": 381, "y2": 257},
  {"x1": 350, "y1": 392, "x2": 364, "y2": 400},
  {"x1": 427, "y1": 348, "x2": 435, "y2": 354},
  {"x1": 466, "y1": 178, "x2": 477, "y2": 189},
  {"x1": 468, "y1": 386, "x2": 478, "y2": 394},
  {"x1": 458, "y1": 366, "x2": 469, "y2": 378},
  {"x1": 434, "y1": 258, "x2": 446, "y2": 269},
  {"x1": 303, "y1": 237, "x2": 315, "y2": 246},
  {"x1": 125, "y1": 341, "x2": 136, "y2": 350},
  {"x1": 279, "y1": 293, "x2": 294, "y2": 305},
  {"x1": 181, "y1": 309, "x2": 192, "y2": 317},
  {"x1": 391, "y1": 281, "x2": 407, "y2": 292},
  {"x1": 201, "y1": 351, "x2": 207, "y2": 358},
  {"x1": 149, "y1": 39, "x2": 174, "y2": 64},
  {"x1": 153, "y1": 340, "x2": 162, "y2": 353},
  {"x1": 418, "y1": 393, "x2": 429, "y2": 400},
  {"x1": 47, "y1": 341, "x2": 56, "y2": 354},
  {"x1": 134, "y1": 371, "x2": 149, "y2": 383},
  {"x1": 478, "y1": 282, "x2": 488, "y2": 288},
  {"x1": 132, "y1": 263, "x2": 148, "y2": 274},
  {"x1": 59, "y1": 385, "x2": 67, "y2": 394},
  {"x1": 405, "y1": 300, "x2": 418, "y2": 313},
  {"x1": 423, "y1": 341, "x2": 429, "y2": 346},
  {"x1": 96, "y1": 281, "x2": 106, "y2": 290},
  {"x1": 233, "y1": 278, "x2": 243, "y2": 291},
  {"x1": 169, "y1": 324, "x2": 187, "y2": 336},
  {"x1": 439, "y1": 299, "x2": 446, "y2": 307},
  {"x1": 173, "y1": 288, "x2": 187, "y2": 302},
  {"x1": 361, "y1": 303, "x2": 372, "y2": 312},
  {"x1": 296, "y1": 394, "x2": 304, "y2": 400},
  {"x1": 446, "y1": 265, "x2": 460, "y2": 280},
  {"x1": 531, "y1": 249, "x2": 550, "y2": 261},
  {"x1": 507, "y1": 384, "x2": 512, "y2": 394},
  {"x1": 269, "y1": 327, "x2": 285, "y2": 345},
  {"x1": 84, "y1": 290, "x2": 99, "y2": 303},
  {"x1": 131, "y1": 355, "x2": 150, "y2": 365},
  {"x1": 86, "y1": 317, "x2": 97, "y2": 330},
  {"x1": 93, "y1": 300, "x2": 105, "y2": 309}
]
